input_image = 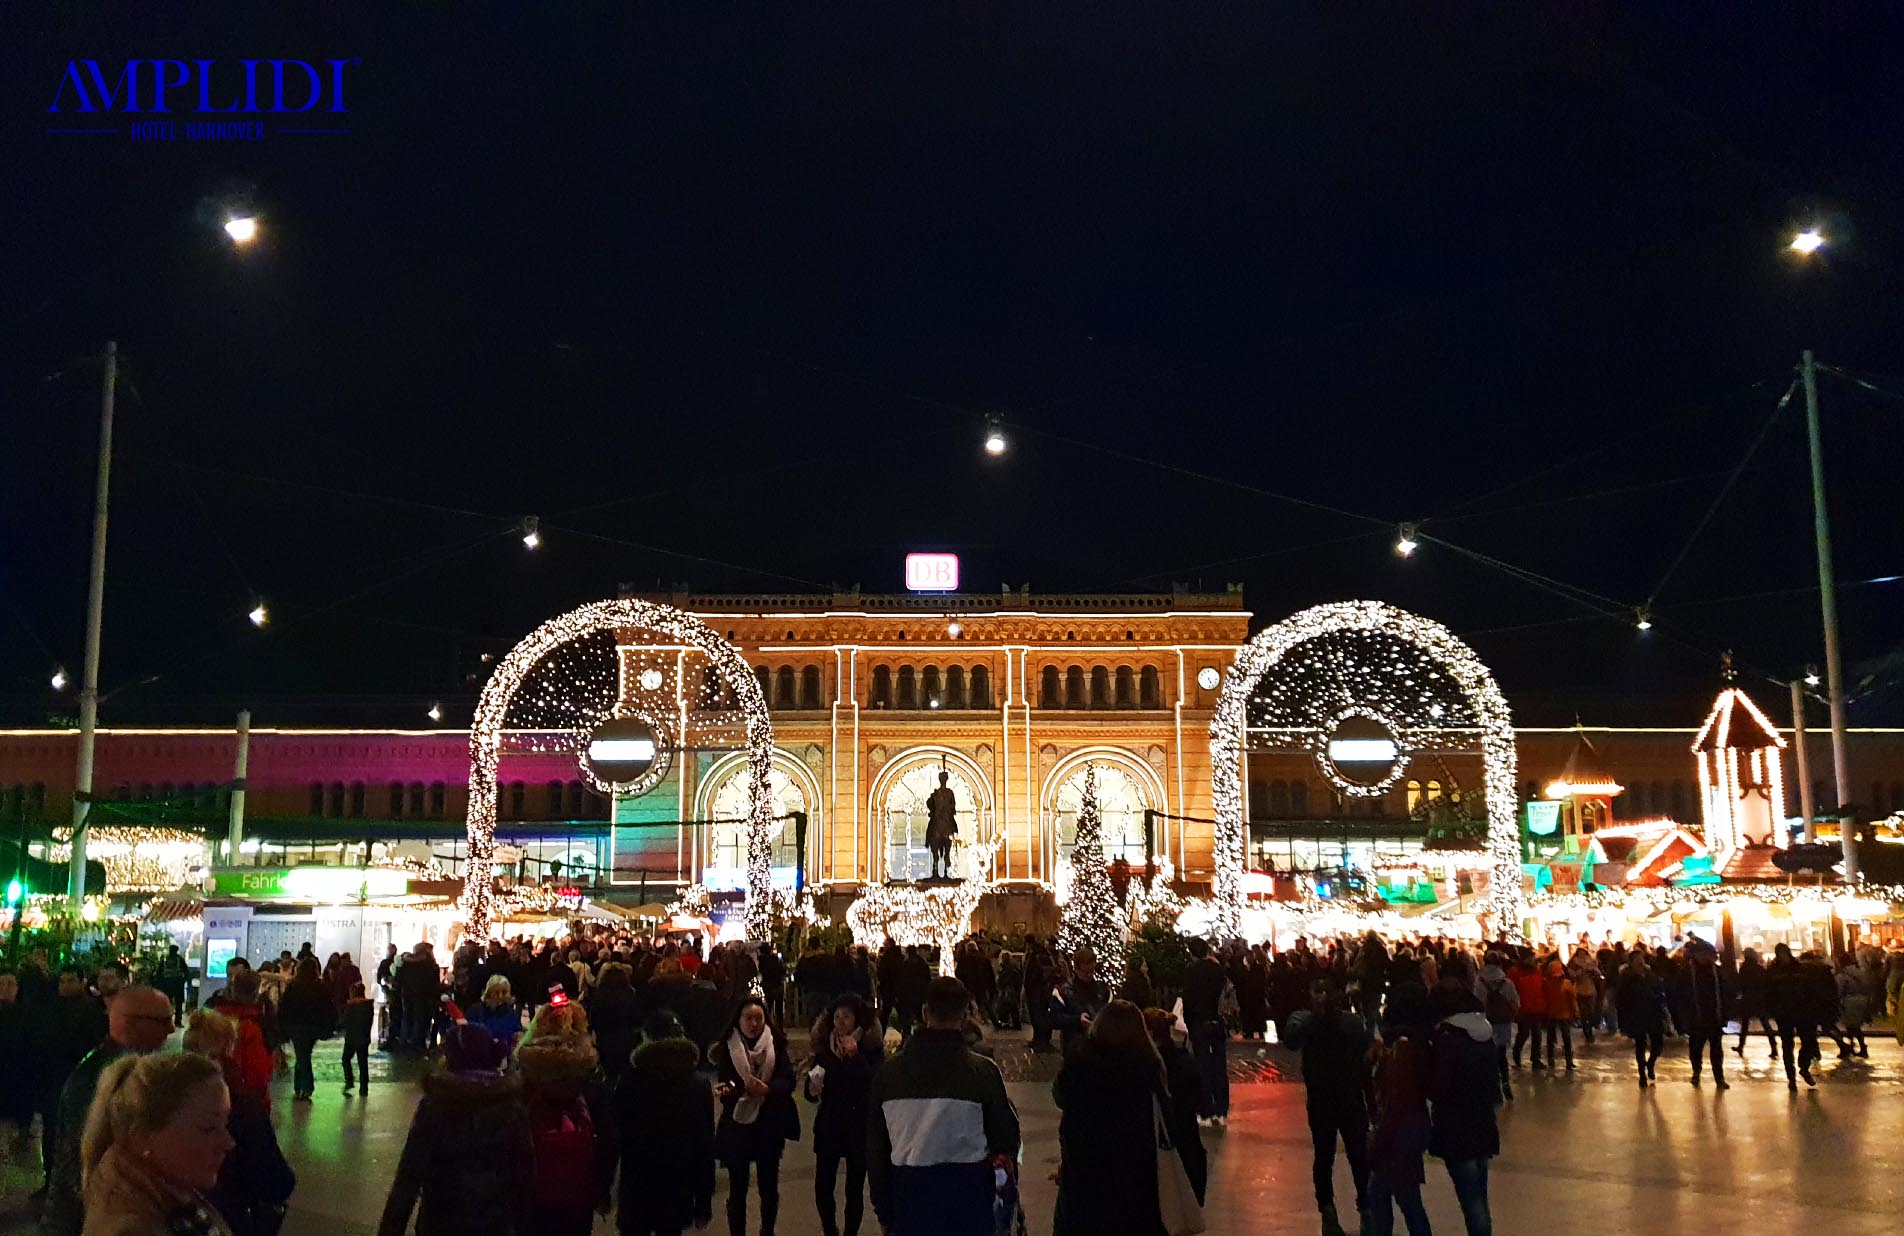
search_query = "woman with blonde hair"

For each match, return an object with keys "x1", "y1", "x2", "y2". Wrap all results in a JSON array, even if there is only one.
[
  {"x1": 80, "y1": 1051, "x2": 235, "y2": 1236},
  {"x1": 471, "y1": 974, "x2": 523, "y2": 1045}
]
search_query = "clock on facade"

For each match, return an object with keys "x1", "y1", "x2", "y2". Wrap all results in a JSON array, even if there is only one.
[{"x1": 1197, "y1": 667, "x2": 1221, "y2": 691}]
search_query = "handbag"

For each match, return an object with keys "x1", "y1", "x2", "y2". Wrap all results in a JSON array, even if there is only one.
[{"x1": 1152, "y1": 1095, "x2": 1206, "y2": 1236}]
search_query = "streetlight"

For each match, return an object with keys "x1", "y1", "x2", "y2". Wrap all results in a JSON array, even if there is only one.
[
  {"x1": 1789, "y1": 228, "x2": 1825, "y2": 256},
  {"x1": 427, "y1": 703, "x2": 443, "y2": 722},
  {"x1": 520, "y1": 516, "x2": 541, "y2": 550},
  {"x1": 983, "y1": 415, "x2": 1007, "y2": 457},
  {"x1": 946, "y1": 620, "x2": 963, "y2": 638},
  {"x1": 51, "y1": 667, "x2": 68, "y2": 691},
  {"x1": 223, "y1": 215, "x2": 259, "y2": 245},
  {"x1": 1394, "y1": 523, "x2": 1419, "y2": 557},
  {"x1": 1634, "y1": 607, "x2": 1653, "y2": 632},
  {"x1": 1804, "y1": 665, "x2": 1821, "y2": 688},
  {"x1": 248, "y1": 600, "x2": 269, "y2": 628}
]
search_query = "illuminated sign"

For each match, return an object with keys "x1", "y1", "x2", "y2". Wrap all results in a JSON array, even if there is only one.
[
  {"x1": 588, "y1": 737, "x2": 656, "y2": 763},
  {"x1": 211, "y1": 867, "x2": 409, "y2": 901},
  {"x1": 1327, "y1": 738, "x2": 1398, "y2": 763},
  {"x1": 1524, "y1": 801, "x2": 1561, "y2": 836},
  {"x1": 904, "y1": 553, "x2": 960, "y2": 592}
]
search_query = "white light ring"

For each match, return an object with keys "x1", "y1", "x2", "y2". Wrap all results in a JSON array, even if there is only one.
[
  {"x1": 579, "y1": 705, "x2": 675, "y2": 797},
  {"x1": 1313, "y1": 706, "x2": 1412, "y2": 798}
]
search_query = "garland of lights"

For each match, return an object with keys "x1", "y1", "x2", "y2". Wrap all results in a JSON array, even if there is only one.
[
  {"x1": 1210, "y1": 601, "x2": 1523, "y2": 937},
  {"x1": 463, "y1": 599, "x2": 775, "y2": 942},
  {"x1": 52, "y1": 827, "x2": 208, "y2": 894},
  {"x1": 667, "y1": 883, "x2": 714, "y2": 919},
  {"x1": 1526, "y1": 883, "x2": 1904, "y2": 913},
  {"x1": 1125, "y1": 856, "x2": 1187, "y2": 930},
  {"x1": 1054, "y1": 765, "x2": 1126, "y2": 976}
]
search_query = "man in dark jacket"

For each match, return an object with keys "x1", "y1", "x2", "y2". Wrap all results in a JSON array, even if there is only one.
[
  {"x1": 869, "y1": 978, "x2": 1019, "y2": 1236},
  {"x1": 35, "y1": 968, "x2": 108, "y2": 1196},
  {"x1": 1428, "y1": 995, "x2": 1501, "y2": 1236},
  {"x1": 1283, "y1": 979, "x2": 1371, "y2": 1236},
  {"x1": 396, "y1": 942, "x2": 440, "y2": 1052},
  {"x1": 1684, "y1": 942, "x2": 1730, "y2": 1089},
  {"x1": 615, "y1": 1013, "x2": 715, "y2": 1235},
  {"x1": 1765, "y1": 942, "x2": 1814, "y2": 1089},
  {"x1": 1180, "y1": 937, "x2": 1230, "y2": 1127},
  {"x1": 42, "y1": 985, "x2": 174, "y2": 1236}
]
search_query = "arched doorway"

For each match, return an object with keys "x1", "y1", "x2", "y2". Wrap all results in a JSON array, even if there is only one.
[
  {"x1": 463, "y1": 598, "x2": 775, "y2": 939},
  {"x1": 1208, "y1": 600, "x2": 1520, "y2": 935},
  {"x1": 867, "y1": 748, "x2": 995, "y2": 883},
  {"x1": 1042, "y1": 749, "x2": 1165, "y2": 875},
  {"x1": 694, "y1": 750, "x2": 819, "y2": 890}
]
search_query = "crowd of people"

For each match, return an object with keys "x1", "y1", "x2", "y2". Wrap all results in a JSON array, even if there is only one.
[{"x1": 3, "y1": 921, "x2": 1903, "y2": 1236}]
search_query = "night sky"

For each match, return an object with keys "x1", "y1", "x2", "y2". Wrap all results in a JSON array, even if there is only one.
[{"x1": 5, "y1": 7, "x2": 1902, "y2": 730}]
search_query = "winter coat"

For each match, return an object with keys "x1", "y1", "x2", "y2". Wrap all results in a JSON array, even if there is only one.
[
  {"x1": 81, "y1": 1143, "x2": 233, "y2": 1236},
  {"x1": 1765, "y1": 958, "x2": 1805, "y2": 1022},
  {"x1": 1837, "y1": 969, "x2": 1872, "y2": 1027},
  {"x1": 207, "y1": 1095, "x2": 296, "y2": 1236},
  {"x1": 1477, "y1": 965, "x2": 1519, "y2": 1047},
  {"x1": 712, "y1": 1027, "x2": 799, "y2": 1161},
  {"x1": 1508, "y1": 963, "x2": 1547, "y2": 1018},
  {"x1": 868, "y1": 1027, "x2": 1021, "y2": 1236},
  {"x1": 376, "y1": 1070, "x2": 533, "y2": 1236},
  {"x1": 0, "y1": 1001, "x2": 34, "y2": 1121},
  {"x1": 1797, "y1": 959, "x2": 1840, "y2": 1024},
  {"x1": 1158, "y1": 1040, "x2": 1207, "y2": 1204},
  {"x1": 1735, "y1": 956, "x2": 1768, "y2": 1016},
  {"x1": 1282, "y1": 1006, "x2": 1371, "y2": 1113},
  {"x1": 1051, "y1": 1037, "x2": 1170, "y2": 1236},
  {"x1": 45, "y1": 1039, "x2": 129, "y2": 1236},
  {"x1": 1686, "y1": 963, "x2": 1727, "y2": 1030},
  {"x1": 469, "y1": 998, "x2": 523, "y2": 1045},
  {"x1": 517, "y1": 1034, "x2": 618, "y2": 1214},
  {"x1": 615, "y1": 1037, "x2": 715, "y2": 1235},
  {"x1": 1428, "y1": 1012, "x2": 1500, "y2": 1162},
  {"x1": 806, "y1": 1016, "x2": 884, "y2": 1158},
  {"x1": 585, "y1": 983, "x2": 642, "y2": 1079},
  {"x1": 1369, "y1": 1034, "x2": 1432, "y2": 1184},
  {"x1": 1614, "y1": 968, "x2": 1666, "y2": 1037},
  {"x1": 340, "y1": 997, "x2": 375, "y2": 1048},
  {"x1": 277, "y1": 978, "x2": 335, "y2": 1039},
  {"x1": 1541, "y1": 962, "x2": 1578, "y2": 1021},
  {"x1": 1179, "y1": 957, "x2": 1227, "y2": 1025}
]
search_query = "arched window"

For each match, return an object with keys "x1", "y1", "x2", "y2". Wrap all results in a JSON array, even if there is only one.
[
  {"x1": 349, "y1": 782, "x2": 366, "y2": 817},
  {"x1": 1089, "y1": 666, "x2": 1111, "y2": 708},
  {"x1": 547, "y1": 780, "x2": 566, "y2": 819},
  {"x1": 1052, "y1": 762, "x2": 1151, "y2": 864},
  {"x1": 409, "y1": 783, "x2": 425, "y2": 816},
  {"x1": 114, "y1": 784, "x2": 130, "y2": 802},
  {"x1": 1671, "y1": 781, "x2": 1692, "y2": 820},
  {"x1": 389, "y1": 782, "x2": 405, "y2": 817},
  {"x1": 898, "y1": 666, "x2": 918, "y2": 709},
  {"x1": 971, "y1": 665, "x2": 992, "y2": 709},
  {"x1": 568, "y1": 781, "x2": 587, "y2": 819},
  {"x1": 429, "y1": 782, "x2": 446, "y2": 818},
  {"x1": 1114, "y1": 666, "x2": 1136, "y2": 708},
  {"x1": 328, "y1": 782, "x2": 345, "y2": 817},
  {"x1": 1139, "y1": 666, "x2": 1161, "y2": 708},
  {"x1": 508, "y1": 781, "x2": 525, "y2": 819},
  {"x1": 1270, "y1": 780, "x2": 1291, "y2": 816},
  {"x1": 1249, "y1": 778, "x2": 1269, "y2": 819},
  {"x1": 1041, "y1": 666, "x2": 1062, "y2": 708},
  {"x1": 755, "y1": 666, "x2": 772, "y2": 704},
  {"x1": 922, "y1": 666, "x2": 942, "y2": 707},
  {"x1": 872, "y1": 666, "x2": 892, "y2": 708},
  {"x1": 1405, "y1": 779, "x2": 1423, "y2": 813},
  {"x1": 309, "y1": 783, "x2": 325, "y2": 816},
  {"x1": 1291, "y1": 780, "x2": 1309, "y2": 815},
  {"x1": 776, "y1": 666, "x2": 796, "y2": 709},
  {"x1": 945, "y1": 665, "x2": 966, "y2": 709},
  {"x1": 1065, "y1": 666, "x2": 1086, "y2": 708},
  {"x1": 801, "y1": 665, "x2": 822, "y2": 709}
]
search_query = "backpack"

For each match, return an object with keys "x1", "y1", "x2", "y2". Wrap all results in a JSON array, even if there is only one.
[
  {"x1": 530, "y1": 1094, "x2": 597, "y2": 1207},
  {"x1": 231, "y1": 1015, "x2": 277, "y2": 1095},
  {"x1": 1482, "y1": 977, "x2": 1516, "y2": 1026}
]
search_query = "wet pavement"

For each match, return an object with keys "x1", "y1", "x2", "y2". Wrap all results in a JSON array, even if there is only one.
[{"x1": 2, "y1": 1028, "x2": 1900, "y2": 1233}]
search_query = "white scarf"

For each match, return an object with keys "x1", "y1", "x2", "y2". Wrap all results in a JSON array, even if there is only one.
[{"x1": 726, "y1": 1029, "x2": 775, "y2": 1126}]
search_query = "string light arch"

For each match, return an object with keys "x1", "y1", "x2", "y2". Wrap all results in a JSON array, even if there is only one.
[
  {"x1": 1209, "y1": 600, "x2": 1523, "y2": 936},
  {"x1": 462, "y1": 598, "x2": 775, "y2": 940}
]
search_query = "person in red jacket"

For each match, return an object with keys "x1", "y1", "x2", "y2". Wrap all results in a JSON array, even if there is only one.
[
  {"x1": 1540, "y1": 959, "x2": 1578, "y2": 1071},
  {"x1": 1507, "y1": 950, "x2": 1548, "y2": 1069}
]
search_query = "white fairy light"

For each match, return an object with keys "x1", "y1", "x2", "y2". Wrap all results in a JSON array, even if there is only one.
[
  {"x1": 1210, "y1": 600, "x2": 1522, "y2": 937},
  {"x1": 463, "y1": 598, "x2": 776, "y2": 940}
]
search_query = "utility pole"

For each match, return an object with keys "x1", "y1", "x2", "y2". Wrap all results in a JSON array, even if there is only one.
[
  {"x1": 1789, "y1": 679, "x2": 1815, "y2": 843},
  {"x1": 226, "y1": 709, "x2": 251, "y2": 864},
  {"x1": 69, "y1": 341, "x2": 116, "y2": 905},
  {"x1": 1802, "y1": 349, "x2": 1857, "y2": 879}
]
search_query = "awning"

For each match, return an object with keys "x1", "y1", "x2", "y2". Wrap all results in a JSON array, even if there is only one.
[{"x1": 145, "y1": 896, "x2": 204, "y2": 925}]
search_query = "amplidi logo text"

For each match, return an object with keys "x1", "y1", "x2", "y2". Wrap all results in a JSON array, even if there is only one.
[{"x1": 47, "y1": 58, "x2": 359, "y2": 140}]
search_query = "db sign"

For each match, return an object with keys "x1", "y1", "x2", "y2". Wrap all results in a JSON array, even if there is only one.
[{"x1": 905, "y1": 553, "x2": 960, "y2": 592}]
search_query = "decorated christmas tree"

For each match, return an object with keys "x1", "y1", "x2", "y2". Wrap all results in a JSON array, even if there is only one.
[{"x1": 1055, "y1": 764, "x2": 1126, "y2": 977}]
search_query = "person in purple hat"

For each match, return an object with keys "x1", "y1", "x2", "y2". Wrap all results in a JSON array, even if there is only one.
[{"x1": 377, "y1": 1023, "x2": 533, "y2": 1235}]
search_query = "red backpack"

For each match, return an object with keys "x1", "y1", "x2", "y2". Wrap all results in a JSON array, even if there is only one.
[{"x1": 530, "y1": 1093, "x2": 596, "y2": 1208}]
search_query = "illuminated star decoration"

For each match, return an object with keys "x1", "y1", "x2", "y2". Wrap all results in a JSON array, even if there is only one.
[
  {"x1": 463, "y1": 599, "x2": 776, "y2": 941},
  {"x1": 1209, "y1": 600, "x2": 1523, "y2": 937}
]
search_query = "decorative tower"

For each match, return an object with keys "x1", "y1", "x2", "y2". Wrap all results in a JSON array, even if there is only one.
[
  {"x1": 1544, "y1": 729, "x2": 1624, "y2": 855},
  {"x1": 1691, "y1": 661, "x2": 1789, "y2": 856}
]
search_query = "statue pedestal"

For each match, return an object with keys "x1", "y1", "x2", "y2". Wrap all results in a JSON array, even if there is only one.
[{"x1": 914, "y1": 876, "x2": 964, "y2": 888}]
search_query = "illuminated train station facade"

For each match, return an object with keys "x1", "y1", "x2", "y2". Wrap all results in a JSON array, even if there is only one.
[{"x1": 5, "y1": 586, "x2": 1904, "y2": 923}]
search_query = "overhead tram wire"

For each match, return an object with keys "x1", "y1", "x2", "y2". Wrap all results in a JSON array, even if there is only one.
[
  {"x1": 538, "y1": 524, "x2": 833, "y2": 591},
  {"x1": 122, "y1": 376, "x2": 261, "y2": 602},
  {"x1": 1641, "y1": 379, "x2": 1798, "y2": 612}
]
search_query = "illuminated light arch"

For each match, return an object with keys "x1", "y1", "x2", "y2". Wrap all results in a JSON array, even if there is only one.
[
  {"x1": 463, "y1": 599, "x2": 774, "y2": 940},
  {"x1": 1209, "y1": 600, "x2": 1521, "y2": 936},
  {"x1": 692, "y1": 747, "x2": 824, "y2": 880}
]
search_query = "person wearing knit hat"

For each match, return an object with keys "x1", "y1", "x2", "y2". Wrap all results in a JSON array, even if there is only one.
[{"x1": 378, "y1": 1022, "x2": 532, "y2": 1234}]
